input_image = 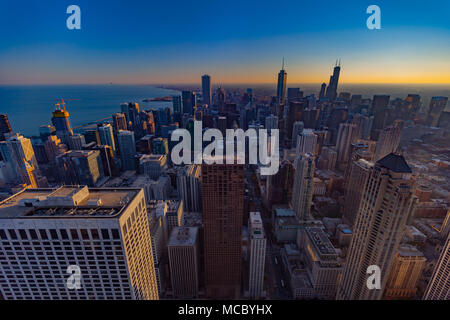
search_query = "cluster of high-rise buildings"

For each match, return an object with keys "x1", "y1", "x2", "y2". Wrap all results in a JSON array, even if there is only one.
[{"x1": 0, "y1": 62, "x2": 449, "y2": 300}]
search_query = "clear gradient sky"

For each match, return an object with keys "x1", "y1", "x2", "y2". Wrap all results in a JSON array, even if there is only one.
[{"x1": 0, "y1": 0, "x2": 449, "y2": 85}]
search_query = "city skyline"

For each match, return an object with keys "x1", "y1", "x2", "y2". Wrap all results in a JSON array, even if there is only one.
[
  {"x1": 0, "y1": 0, "x2": 449, "y2": 306},
  {"x1": 1, "y1": 1, "x2": 449, "y2": 85}
]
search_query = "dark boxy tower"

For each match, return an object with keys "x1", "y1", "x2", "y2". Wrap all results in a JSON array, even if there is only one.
[
  {"x1": 0, "y1": 114, "x2": 12, "y2": 141},
  {"x1": 202, "y1": 160, "x2": 244, "y2": 299},
  {"x1": 202, "y1": 74, "x2": 212, "y2": 106}
]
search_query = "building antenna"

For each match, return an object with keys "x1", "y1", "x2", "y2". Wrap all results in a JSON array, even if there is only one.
[{"x1": 282, "y1": 57, "x2": 285, "y2": 71}]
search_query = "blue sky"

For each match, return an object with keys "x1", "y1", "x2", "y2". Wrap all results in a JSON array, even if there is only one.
[{"x1": 0, "y1": 0, "x2": 449, "y2": 84}]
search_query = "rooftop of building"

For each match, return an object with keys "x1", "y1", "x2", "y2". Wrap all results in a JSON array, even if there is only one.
[
  {"x1": 0, "y1": 186, "x2": 140, "y2": 219},
  {"x1": 398, "y1": 244, "x2": 425, "y2": 258},
  {"x1": 274, "y1": 207, "x2": 295, "y2": 217},
  {"x1": 168, "y1": 226, "x2": 198, "y2": 246},
  {"x1": 377, "y1": 153, "x2": 412, "y2": 173},
  {"x1": 306, "y1": 227, "x2": 338, "y2": 256}
]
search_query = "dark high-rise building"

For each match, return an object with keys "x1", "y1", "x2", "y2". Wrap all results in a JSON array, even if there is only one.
[
  {"x1": 172, "y1": 95, "x2": 182, "y2": 115},
  {"x1": 326, "y1": 60, "x2": 341, "y2": 101},
  {"x1": 202, "y1": 74, "x2": 212, "y2": 106},
  {"x1": 121, "y1": 102, "x2": 140, "y2": 131},
  {"x1": 202, "y1": 160, "x2": 244, "y2": 299},
  {"x1": 51, "y1": 103, "x2": 73, "y2": 144},
  {"x1": 287, "y1": 88, "x2": 302, "y2": 103},
  {"x1": 319, "y1": 83, "x2": 326, "y2": 99},
  {"x1": 0, "y1": 114, "x2": 12, "y2": 141},
  {"x1": 216, "y1": 86, "x2": 225, "y2": 112},
  {"x1": 182, "y1": 91, "x2": 196, "y2": 115},
  {"x1": 56, "y1": 150, "x2": 104, "y2": 186},
  {"x1": 112, "y1": 112, "x2": 128, "y2": 132},
  {"x1": 370, "y1": 95, "x2": 390, "y2": 140},
  {"x1": 84, "y1": 129, "x2": 101, "y2": 145},
  {"x1": 266, "y1": 160, "x2": 294, "y2": 205},
  {"x1": 427, "y1": 96, "x2": 448, "y2": 127},
  {"x1": 276, "y1": 59, "x2": 287, "y2": 105},
  {"x1": 437, "y1": 111, "x2": 450, "y2": 129}
]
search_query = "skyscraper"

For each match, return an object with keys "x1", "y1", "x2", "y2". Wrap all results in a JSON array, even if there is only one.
[
  {"x1": 335, "y1": 123, "x2": 358, "y2": 166},
  {"x1": 337, "y1": 153, "x2": 416, "y2": 300},
  {"x1": 423, "y1": 233, "x2": 450, "y2": 300},
  {"x1": 266, "y1": 160, "x2": 294, "y2": 205},
  {"x1": 319, "y1": 83, "x2": 326, "y2": 99},
  {"x1": 0, "y1": 186, "x2": 159, "y2": 300},
  {"x1": 117, "y1": 130, "x2": 136, "y2": 171},
  {"x1": 168, "y1": 227, "x2": 200, "y2": 298},
  {"x1": 202, "y1": 74, "x2": 212, "y2": 106},
  {"x1": 265, "y1": 114, "x2": 278, "y2": 131},
  {"x1": 51, "y1": 103, "x2": 73, "y2": 145},
  {"x1": 373, "y1": 125, "x2": 401, "y2": 161},
  {"x1": 384, "y1": 245, "x2": 426, "y2": 300},
  {"x1": 326, "y1": 60, "x2": 341, "y2": 101},
  {"x1": 56, "y1": 150, "x2": 104, "y2": 186},
  {"x1": 182, "y1": 91, "x2": 196, "y2": 115},
  {"x1": 0, "y1": 133, "x2": 40, "y2": 188},
  {"x1": 342, "y1": 158, "x2": 373, "y2": 227},
  {"x1": 248, "y1": 212, "x2": 266, "y2": 298},
  {"x1": 295, "y1": 129, "x2": 318, "y2": 156},
  {"x1": 276, "y1": 59, "x2": 287, "y2": 105},
  {"x1": 98, "y1": 123, "x2": 116, "y2": 153},
  {"x1": 0, "y1": 114, "x2": 12, "y2": 141},
  {"x1": 68, "y1": 133, "x2": 86, "y2": 150},
  {"x1": 202, "y1": 160, "x2": 244, "y2": 299},
  {"x1": 370, "y1": 95, "x2": 390, "y2": 140},
  {"x1": 291, "y1": 153, "x2": 315, "y2": 222},
  {"x1": 172, "y1": 95, "x2": 182, "y2": 116},
  {"x1": 291, "y1": 121, "x2": 304, "y2": 149},
  {"x1": 112, "y1": 112, "x2": 128, "y2": 132},
  {"x1": 287, "y1": 88, "x2": 302, "y2": 103},
  {"x1": 177, "y1": 164, "x2": 202, "y2": 212},
  {"x1": 426, "y1": 96, "x2": 448, "y2": 127}
]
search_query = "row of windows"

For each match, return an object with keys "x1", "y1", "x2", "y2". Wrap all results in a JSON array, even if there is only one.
[{"x1": 0, "y1": 228, "x2": 120, "y2": 241}]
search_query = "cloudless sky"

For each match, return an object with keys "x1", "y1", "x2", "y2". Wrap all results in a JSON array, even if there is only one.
[{"x1": 0, "y1": 0, "x2": 449, "y2": 84}]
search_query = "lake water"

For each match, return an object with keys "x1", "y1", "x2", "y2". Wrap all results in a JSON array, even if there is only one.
[{"x1": 0, "y1": 85, "x2": 180, "y2": 136}]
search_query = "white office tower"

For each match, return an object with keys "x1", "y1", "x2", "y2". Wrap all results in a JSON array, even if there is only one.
[
  {"x1": 168, "y1": 226, "x2": 199, "y2": 298},
  {"x1": 291, "y1": 153, "x2": 315, "y2": 222},
  {"x1": 299, "y1": 227, "x2": 343, "y2": 299},
  {"x1": 296, "y1": 129, "x2": 317, "y2": 157},
  {"x1": 265, "y1": 115, "x2": 278, "y2": 131},
  {"x1": 248, "y1": 212, "x2": 266, "y2": 298},
  {"x1": 337, "y1": 153, "x2": 416, "y2": 300},
  {"x1": 98, "y1": 123, "x2": 116, "y2": 153},
  {"x1": 335, "y1": 123, "x2": 358, "y2": 165},
  {"x1": 291, "y1": 121, "x2": 304, "y2": 149},
  {"x1": 423, "y1": 233, "x2": 450, "y2": 300},
  {"x1": 0, "y1": 133, "x2": 40, "y2": 188},
  {"x1": 117, "y1": 130, "x2": 136, "y2": 171},
  {"x1": 0, "y1": 186, "x2": 159, "y2": 300},
  {"x1": 177, "y1": 164, "x2": 201, "y2": 212},
  {"x1": 373, "y1": 125, "x2": 401, "y2": 161}
]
